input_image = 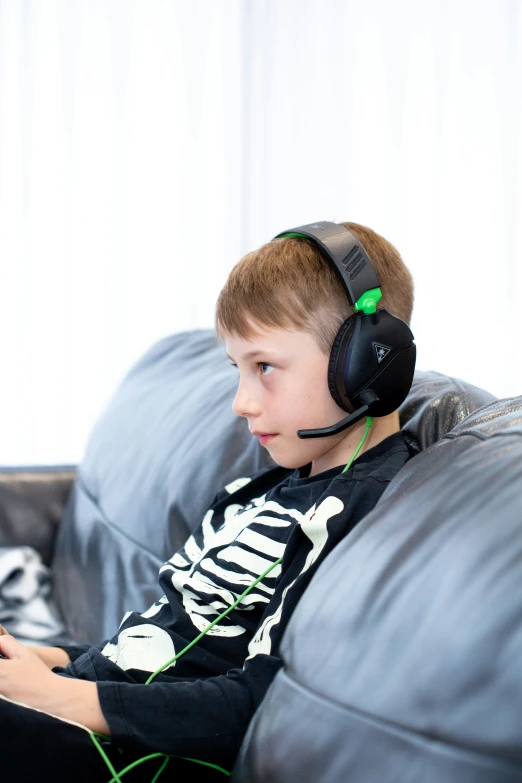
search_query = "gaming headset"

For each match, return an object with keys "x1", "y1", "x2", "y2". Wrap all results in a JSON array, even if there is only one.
[{"x1": 274, "y1": 221, "x2": 416, "y2": 439}]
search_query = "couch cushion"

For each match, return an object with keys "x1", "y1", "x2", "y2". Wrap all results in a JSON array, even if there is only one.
[
  {"x1": 51, "y1": 329, "x2": 496, "y2": 644},
  {"x1": 234, "y1": 396, "x2": 522, "y2": 782},
  {"x1": 0, "y1": 467, "x2": 75, "y2": 566},
  {"x1": 398, "y1": 370, "x2": 496, "y2": 453}
]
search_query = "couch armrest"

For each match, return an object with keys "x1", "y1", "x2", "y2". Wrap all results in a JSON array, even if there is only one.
[{"x1": 0, "y1": 467, "x2": 76, "y2": 566}]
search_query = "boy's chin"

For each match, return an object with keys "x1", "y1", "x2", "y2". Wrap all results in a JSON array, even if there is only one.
[{"x1": 267, "y1": 447, "x2": 309, "y2": 471}]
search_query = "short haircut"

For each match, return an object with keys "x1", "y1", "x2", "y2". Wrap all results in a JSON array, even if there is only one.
[{"x1": 215, "y1": 222, "x2": 414, "y2": 355}]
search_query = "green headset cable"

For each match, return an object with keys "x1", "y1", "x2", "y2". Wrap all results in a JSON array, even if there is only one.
[
  {"x1": 145, "y1": 557, "x2": 284, "y2": 686},
  {"x1": 342, "y1": 416, "x2": 373, "y2": 472},
  {"x1": 90, "y1": 419, "x2": 373, "y2": 781},
  {"x1": 89, "y1": 557, "x2": 284, "y2": 781}
]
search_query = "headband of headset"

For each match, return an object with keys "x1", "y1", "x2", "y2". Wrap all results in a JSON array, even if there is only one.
[{"x1": 274, "y1": 220, "x2": 382, "y2": 314}]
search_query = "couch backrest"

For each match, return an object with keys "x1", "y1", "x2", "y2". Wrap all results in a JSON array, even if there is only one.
[
  {"x1": 234, "y1": 396, "x2": 522, "y2": 782},
  {"x1": 51, "y1": 329, "x2": 495, "y2": 644}
]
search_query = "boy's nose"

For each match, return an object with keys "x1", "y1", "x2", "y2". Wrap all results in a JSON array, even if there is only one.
[{"x1": 232, "y1": 384, "x2": 261, "y2": 419}]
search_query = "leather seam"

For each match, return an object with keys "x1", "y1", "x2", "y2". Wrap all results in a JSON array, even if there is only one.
[
  {"x1": 74, "y1": 472, "x2": 164, "y2": 563},
  {"x1": 444, "y1": 427, "x2": 522, "y2": 443},
  {"x1": 279, "y1": 667, "x2": 522, "y2": 771}
]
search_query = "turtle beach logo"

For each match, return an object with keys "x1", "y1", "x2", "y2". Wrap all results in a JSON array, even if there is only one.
[{"x1": 374, "y1": 344, "x2": 391, "y2": 364}]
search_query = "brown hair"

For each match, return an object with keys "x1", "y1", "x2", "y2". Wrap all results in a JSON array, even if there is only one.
[{"x1": 215, "y1": 222, "x2": 414, "y2": 354}]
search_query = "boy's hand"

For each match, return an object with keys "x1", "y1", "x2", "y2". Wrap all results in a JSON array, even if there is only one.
[
  {"x1": 0, "y1": 633, "x2": 57, "y2": 705},
  {"x1": 0, "y1": 624, "x2": 71, "y2": 668},
  {"x1": 0, "y1": 634, "x2": 109, "y2": 735},
  {"x1": 33, "y1": 645, "x2": 71, "y2": 669}
]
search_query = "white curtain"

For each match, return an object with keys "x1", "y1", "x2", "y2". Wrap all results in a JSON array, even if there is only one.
[{"x1": 0, "y1": 0, "x2": 520, "y2": 464}]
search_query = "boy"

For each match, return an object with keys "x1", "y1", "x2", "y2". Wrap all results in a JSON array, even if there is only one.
[{"x1": 0, "y1": 221, "x2": 414, "y2": 781}]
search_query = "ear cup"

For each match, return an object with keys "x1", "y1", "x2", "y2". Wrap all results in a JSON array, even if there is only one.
[
  {"x1": 329, "y1": 310, "x2": 416, "y2": 416},
  {"x1": 328, "y1": 316, "x2": 359, "y2": 412},
  {"x1": 366, "y1": 344, "x2": 416, "y2": 416}
]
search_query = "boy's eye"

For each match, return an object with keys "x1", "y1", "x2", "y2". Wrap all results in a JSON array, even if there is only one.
[
  {"x1": 229, "y1": 360, "x2": 274, "y2": 375},
  {"x1": 259, "y1": 363, "x2": 274, "y2": 376}
]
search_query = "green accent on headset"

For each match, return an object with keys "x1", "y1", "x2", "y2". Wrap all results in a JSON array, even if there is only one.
[
  {"x1": 354, "y1": 287, "x2": 382, "y2": 314},
  {"x1": 278, "y1": 231, "x2": 308, "y2": 239}
]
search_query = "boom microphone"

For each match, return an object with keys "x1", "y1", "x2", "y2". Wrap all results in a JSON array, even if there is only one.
[{"x1": 297, "y1": 390, "x2": 379, "y2": 439}]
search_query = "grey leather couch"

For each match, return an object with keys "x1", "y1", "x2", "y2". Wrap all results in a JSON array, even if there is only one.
[
  {"x1": 1, "y1": 329, "x2": 520, "y2": 781},
  {"x1": 234, "y1": 394, "x2": 522, "y2": 782}
]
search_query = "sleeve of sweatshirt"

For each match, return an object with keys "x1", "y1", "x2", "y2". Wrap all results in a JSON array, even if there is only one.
[
  {"x1": 57, "y1": 641, "x2": 111, "y2": 663},
  {"x1": 57, "y1": 643, "x2": 93, "y2": 661},
  {"x1": 96, "y1": 653, "x2": 282, "y2": 771}
]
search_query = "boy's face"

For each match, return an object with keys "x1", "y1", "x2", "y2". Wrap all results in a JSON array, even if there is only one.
[{"x1": 225, "y1": 323, "x2": 354, "y2": 473}]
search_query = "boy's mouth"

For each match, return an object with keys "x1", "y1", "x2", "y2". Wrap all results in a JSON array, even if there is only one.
[{"x1": 252, "y1": 432, "x2": 277, "y2": 446}]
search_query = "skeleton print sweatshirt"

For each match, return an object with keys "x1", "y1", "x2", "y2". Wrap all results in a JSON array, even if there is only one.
[{"x1": 60, "y1": 431, "x2": 410, "y2": 770}]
